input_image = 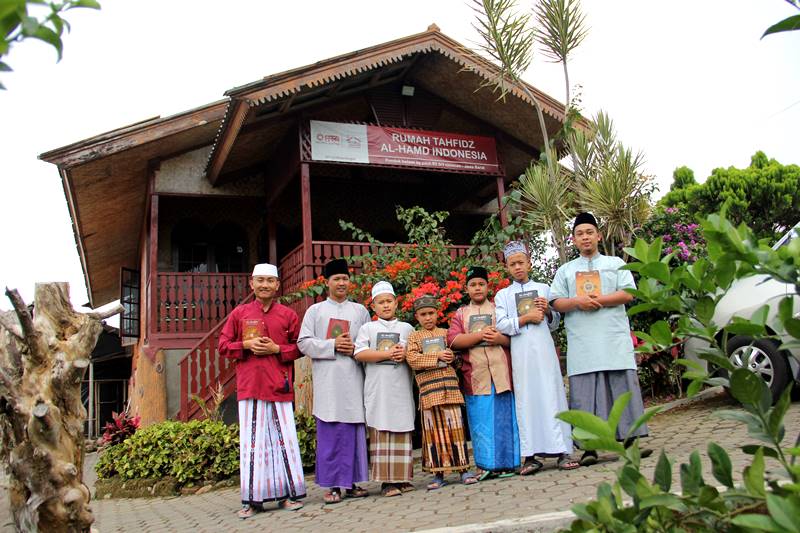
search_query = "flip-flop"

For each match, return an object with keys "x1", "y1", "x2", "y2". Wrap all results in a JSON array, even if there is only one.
[
  {"x1": 324, "y1": 490, "x2": 343, "y2": 504},
  {"x1": 497, "y1": 471, "x2": 516, "y2": 478},
  {"x1": 237, "y1": 505, "x2": 257, "y2": 519},
  {"x1": 579, "y1": 451, "x2": 598, "y2": 467},
  {"x1": 345, "y1": 486, "x2": 368, "y2": 498},
  {"x1": 477, "y1": 470, "x2": 493, "y2": 482},
  {"x1": 461, "y1": 472, "x2": 479, "y2": 485},
  {"x1": 380, "y1": 484, "x2": 402, "y2": 497},
  {"x1": 399, "y1": 483, "x2": 415, "y2": 492},
  {"x1": 557, "y1": 454, "x2": 581, "y2": 470},
  {"x1": 519, "y1": 458, "x2": 544, "y2": 476},
  {"x1": 279, "y1": 499, "x2": 304, "y2": 511},
  {"x1": 427, "y1": 477, "x2": 447, "y2": 490}
]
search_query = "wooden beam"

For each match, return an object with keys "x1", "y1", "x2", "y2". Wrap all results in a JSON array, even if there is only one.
[
  {"x1": 148, "y1": 193, "x2": 159, "y2": 344},
  {"x1": 496, "y1": 175, "x2": 508, "y2": 227},
  {"x1": 39, "y1": 101, "x2": 228, "y2": 169},
  {"x1": 206, "y1": 99, "x2": 250, "y2": 186},
  {"x1": 279, "y1": 93, "x2": 297, "y2": 113},
  {"x1": 300, "y1": 163, "x2": 312, "y2": 264}
]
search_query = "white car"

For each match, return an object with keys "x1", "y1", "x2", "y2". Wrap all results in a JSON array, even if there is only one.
[{"x1": 683, "y1": 223, "x2": 800, "y2": 401}]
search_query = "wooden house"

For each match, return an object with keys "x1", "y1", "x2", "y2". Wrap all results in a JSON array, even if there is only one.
[{"x1": 40, "y1": 25, "x2": 572, "y2": 425}]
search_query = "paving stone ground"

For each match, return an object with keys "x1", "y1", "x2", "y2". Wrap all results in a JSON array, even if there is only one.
[{"x1": 3, "y1": 391, "x2": 799, "y2": 532}]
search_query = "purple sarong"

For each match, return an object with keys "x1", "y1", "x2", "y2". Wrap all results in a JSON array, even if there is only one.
[{"x1": 314, "y1": 418, "x2": 368, "y2": 489}]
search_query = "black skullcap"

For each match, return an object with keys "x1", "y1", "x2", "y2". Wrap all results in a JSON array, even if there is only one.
[
  {"x1": 573, "y1": 212, "x2": 599, "y2": 232},
  {"x1": 465, "y1": 266, "x2": 488, "y2": 283},
  {"x1": 323, "y1": 258, "x2": 349, "y2": 278},
  {"x1": 413, "y1": 294, "x2": 439, "y2": 312}
]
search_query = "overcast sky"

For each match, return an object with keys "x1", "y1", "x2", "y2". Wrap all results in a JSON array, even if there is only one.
[{"x1": 0, "y1": 0, "x2": 797, "y2": 313}]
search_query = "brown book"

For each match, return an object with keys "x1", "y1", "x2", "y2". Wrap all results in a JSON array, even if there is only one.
[
  {"x1": 326, "y1": 318, "x2": 350, "y2": 339},
  {"x1": 515, "y1": 290, "x2": 538, "y2": 316},
  {"x1": 576, "y1": 270, "x2": 602, "y2": 297},
  {"x1": 242, "y1": 319, "x2": 264, "y2": 341}
]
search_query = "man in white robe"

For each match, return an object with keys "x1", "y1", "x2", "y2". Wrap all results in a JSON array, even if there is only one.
[{"x1": 495, "y1": 241, "x2": 578, "y2": 474}]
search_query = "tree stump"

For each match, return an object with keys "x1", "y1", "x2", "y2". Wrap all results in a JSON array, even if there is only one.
[{"x1": 0, "y1": 283, "x2": 121, "y2": 532}]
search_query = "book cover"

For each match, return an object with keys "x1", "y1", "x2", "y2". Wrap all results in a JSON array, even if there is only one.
[
  {"x1": 515, "y1": 290, "x2": 538, "y2": 316},
  {"x1": 376, "y1": 332, "x2": 400, "y2": 351},
  {"x1": 576, "y1": 270, "x2": 602, "y2": 298},
  {"x1": 468, "y1": 314, "x2": 493, "y2": 347},
  {"x1": 421, "y1": 336, "x2": 446, "y2": 354},
  {"x1": 242, "y1": 319, "x2": 264, "y2": 341},
  {"x1": 326, "y1": 318, "x2": 350, "y2": 339}
]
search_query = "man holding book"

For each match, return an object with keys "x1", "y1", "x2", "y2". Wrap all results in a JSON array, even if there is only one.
[
  {"x1": 218, "y1": 263, "x2": 306, "y2": 519},
  {"x1": 354, "y1": 281, "x2": 416, "y2": 497},
  {"x1": 297, "y1": 258, "x2": 371, "y2": 504},
  {"x1": 550, "y1": 212, "x2": 649, "y2": 467},
  {"x1": 495, "y1": 242, "x2": 578, "y2": 474},
  {"x1": 447, "y1": 266, "x2": 518, "y2": 480}
]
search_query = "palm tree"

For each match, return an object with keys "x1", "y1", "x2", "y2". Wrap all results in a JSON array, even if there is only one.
[{"x1": 569, "y1": 111, "x2": 652, "y2": 255}]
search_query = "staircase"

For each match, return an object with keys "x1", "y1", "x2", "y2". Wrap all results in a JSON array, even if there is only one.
[{"x1": 176, "y1": 293, "x2": 254, "y2": 421}]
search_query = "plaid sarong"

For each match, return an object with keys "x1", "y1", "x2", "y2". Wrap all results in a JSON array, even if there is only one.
[
  {"x1": 368, "y1": 428, "x2": 413, "y2": 482},
  {"x1": 421, "y1": 404, "x2": 471, "y2": 474}
]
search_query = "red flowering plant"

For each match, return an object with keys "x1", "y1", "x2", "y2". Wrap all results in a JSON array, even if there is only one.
[{"x1": 282, "y1": 205, "x2": 553, "y2": 324}]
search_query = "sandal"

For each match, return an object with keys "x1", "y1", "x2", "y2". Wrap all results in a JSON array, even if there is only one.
[
  {"x1": 399, "y1": 482, "x2": 415, "y2": 492},
  {"x1": 461, "y1": 472, "x2": 479, "y2": 485},
  {"x1": 477, "y1": 469, "x2": 493, "y2": 482},
  {"x1": 345, "y1": 485, "x2": 368, "y2": 498},
  {"x1": 497, "y1": 470, "x2": 516, "y2": 478},
  {"x1": 519, "y1": 458, "x2": 544, "y2": 476},
  {"x1": 237, "y1": 504, "x2": 257, "y2": 519},
  {"x1": 380, "y1": 483, "x2": 402, "y2": 497},
  {"x1": 279, "y1": 499, "x2": 304, "y2": 511},
  {"x1": 427, "y1": 476, "x2": 447, "y2": 490},
  {"x1": 324, "y1": 489, "x2": 343, "y2": 505},
  {"x1": 557, "y1": 454, "x2": 580, "y2": 470},
  {"x1": 579, "y1": 450, "x2": 598, "y2": 467}
]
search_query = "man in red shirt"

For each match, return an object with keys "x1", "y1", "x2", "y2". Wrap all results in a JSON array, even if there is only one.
[{"x1": 219, "y1": 263, "x2": 306, "y2": 519}]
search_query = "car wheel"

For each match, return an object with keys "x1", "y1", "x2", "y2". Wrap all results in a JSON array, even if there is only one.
[{"x1": 726, "y1": 336, "x2": 790, "y2": 403}]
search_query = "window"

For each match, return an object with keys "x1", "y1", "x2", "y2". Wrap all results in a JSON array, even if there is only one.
[
  {"x1": 212, "y1": 222, "x2": 248, "y2": 273},
  {"x1": 172, "y1": 223, "x2": 210, "y2": 272},
  {"x1": 120, "y1": 268, "x2": 140, "y2": 343}
]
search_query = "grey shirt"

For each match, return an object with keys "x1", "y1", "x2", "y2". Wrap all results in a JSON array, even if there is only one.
[
  {"x1": 354, "y1": 318, "x2": 416, "y2": 432},
  {"x1": 298, "y1": 298, "x2": 371, "y2": 423}
]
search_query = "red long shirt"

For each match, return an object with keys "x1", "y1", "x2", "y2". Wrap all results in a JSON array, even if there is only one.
[{"x1": 218, "y1": 299, "x2": 302, "y2": 402}]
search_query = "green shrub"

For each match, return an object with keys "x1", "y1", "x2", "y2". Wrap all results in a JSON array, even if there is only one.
[
  {"x1": 95, "y1": 419, "x2": 239, "y2": 485},
  {"x1": 294, "y1": 409, "x2": 316, "y2": 468}
]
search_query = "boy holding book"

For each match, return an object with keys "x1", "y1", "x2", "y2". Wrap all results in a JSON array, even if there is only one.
[
  {"x1": 406, "y1": 295, "x2": 478, "y2": 489},
  {"x1": 354, "y1": 281, "x2": 416, "y2": 497},
  {"x1": 297, "y1": 258, "x2": 371, "y2": 504},
  {"x1": 495, "y1": 241, "x2": 578, "y2": 474},
  {"x1": 447, "y1": 266, "x2": 519, "y2": 480},
  {"x1": 550, "y1": 212, "x2": 649, "y2": 466}
]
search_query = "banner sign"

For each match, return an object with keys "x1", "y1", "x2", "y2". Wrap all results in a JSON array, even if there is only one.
[{"x1": 309, "y1": 120, "x2": 501, "y2": 175}]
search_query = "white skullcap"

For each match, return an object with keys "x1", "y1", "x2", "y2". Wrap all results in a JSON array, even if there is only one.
[
  {"x1": 252, "y1": 263, "x2": 279, "y2": 278},
  {"x1": 371, "y1": 281, "x2": 395, "y2": 299}
]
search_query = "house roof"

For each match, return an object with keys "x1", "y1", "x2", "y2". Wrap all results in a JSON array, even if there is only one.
[{"x1": 40, "y1": 24, "x2": 577, "y2": 308}]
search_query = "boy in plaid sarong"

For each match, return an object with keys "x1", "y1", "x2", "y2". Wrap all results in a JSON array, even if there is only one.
[
  {"x1": 354, "y1": 281, "x2": 415, "y2": 497},
  {"x1": 406, "y1": 295, "x2": 478, "y2": 490}
]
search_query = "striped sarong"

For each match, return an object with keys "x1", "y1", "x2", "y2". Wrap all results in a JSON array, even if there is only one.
[
  {"x1": 367, "y1": 428, "x2": 413, "y2": 483},
  {"x1": 421, "y1": 404, "x2": 471, "y2": 474},
  {"x1": 239, "y1": 399, "x2": 306, "y2": 505}
]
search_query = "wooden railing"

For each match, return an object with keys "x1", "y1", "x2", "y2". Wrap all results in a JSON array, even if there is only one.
[
  {"x1": 177, "y1": 292, "x2": 254, "y2": 421},
  {"x1": 155, "y1": 272, "x2": 250, "y2": 334}
]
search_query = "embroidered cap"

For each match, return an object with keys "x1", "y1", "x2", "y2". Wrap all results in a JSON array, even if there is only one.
[
  {"x1": 252, "y1": 263, "x2": 279, "y2": 278},
  {"x1": 371, "y1": 281, "x2": 395, "y2": 299},
  {"x1": 502, "y1": 240, "x2": 528, "y2": 260},
  {"x1": 573, "y1": 212, "x2": 599, "y2": 231},
  {"x1": 466, "y1": 266, "x2": 488, "y2": 283},
  {"x1": 413, "y1": 294, "x2": 439, "y2": 312},
  {"x1": 323, "y1": 258, "x2": 349, "y2": 278}
]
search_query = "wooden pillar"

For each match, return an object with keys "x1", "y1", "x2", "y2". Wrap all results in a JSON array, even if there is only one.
[
  {"x1": 300, "y1": 162, "x2": 313, "y2": 279},
  {"x1": 496, "y1": 175, "x2": 508, "y2": 227},
  {"x1": 267, "y1": 217, "x2": 277, "y2": 265},
  {"x1": 149, "y1": 193, "x2": 159, "y2": 337}
]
